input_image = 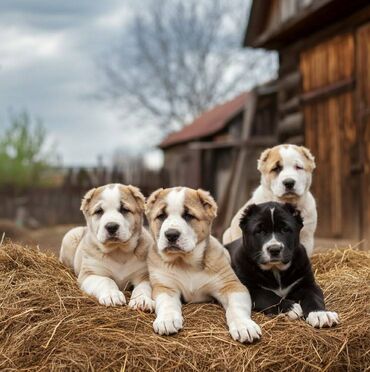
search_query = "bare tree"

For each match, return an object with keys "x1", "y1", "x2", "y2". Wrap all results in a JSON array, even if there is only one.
[{"x1": 100, "y1": 0, "x2": 277, "y2": 134}]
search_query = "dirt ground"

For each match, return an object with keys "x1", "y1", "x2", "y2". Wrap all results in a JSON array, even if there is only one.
[{"x1": 0, "y1": 220, "x2": 77, "y2": 256}]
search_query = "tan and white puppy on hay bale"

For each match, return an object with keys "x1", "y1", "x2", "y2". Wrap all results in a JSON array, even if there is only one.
[
  {"x1": 145, "y1": 186, "x2": 261, "y2": 343},
  {"x1": 223, "y1": 144, "x2": 317, "y2": 257},
  {"x1": 59, "y1": 183, "x2": 155, "y2": 311}
]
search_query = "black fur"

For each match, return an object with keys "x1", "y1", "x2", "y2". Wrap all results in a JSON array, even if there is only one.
[{"x1": 226, "y1": 202, "x2": 326, "y2": 318}]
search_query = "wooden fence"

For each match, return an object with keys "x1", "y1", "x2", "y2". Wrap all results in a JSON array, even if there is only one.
[{"x1": 0, "y1": 167, "x2": 168, "y2": 227}]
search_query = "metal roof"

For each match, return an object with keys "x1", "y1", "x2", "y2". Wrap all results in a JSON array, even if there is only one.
[{"x1": 159, "y1": 92, "x2": 249, "y2": 149}]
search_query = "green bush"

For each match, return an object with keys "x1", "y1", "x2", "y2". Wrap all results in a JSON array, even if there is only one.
[{"x1": 0, "y1": 112, "x2": 57, "y2": 189}]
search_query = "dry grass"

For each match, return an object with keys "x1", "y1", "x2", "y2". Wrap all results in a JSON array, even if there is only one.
[{"x1": 0, "y1": 241, "x2": 369, "y2": 371}]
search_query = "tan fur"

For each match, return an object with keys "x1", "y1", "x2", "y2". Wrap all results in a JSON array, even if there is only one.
[
  {"x1": 147, "y1": 235, "x2": 245, "y2": 302},
  {"x1": 60, "y1": 184, "x2": 155, "y2": 310},
  {"x1": 145, "y1": 186, "x2": 238, "y2": 291},
  {"x1": 298, "y1": 146, "x2": 316, "y2": 172},
  {"x1": 257, "y1": 146, "x2": 282, "y2": 174},
  {"x1": 146, "y1": 187, "x2": 261, "y2": 343}
]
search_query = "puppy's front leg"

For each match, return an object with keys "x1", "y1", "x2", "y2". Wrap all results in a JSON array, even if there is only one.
[
  {"x1": 152, "y1": 286, "x2": 183, "y2": 335},
  {"x1": 251, "y1": 287, "x2": 302, "y2": 319},
  {"x1": 128, "y1": 274, "x2": 155, "y2": 312},
  {"x1": 216, "y1": 286, "x2": 261, "y2": 343},
  {"x1": 291, "y1": 283, "x2": 339, "y2": 328},
  {"x1": 80, "y1": 274, "x2": 126, "y2": 306}
]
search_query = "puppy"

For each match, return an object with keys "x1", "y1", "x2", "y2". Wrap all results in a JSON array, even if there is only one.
[
  {"x1": 59, "y1": 183, "x2": 154, "y2": 311},
  {"x1": 223, "y1": 144, "x2": 317, "y2": 257},
  {"x1": 145, "y1": 187, "x2": 261, "y2": 343},
  {"x1": 227, "y1": 202, "x2": 339, "y2": 328}
]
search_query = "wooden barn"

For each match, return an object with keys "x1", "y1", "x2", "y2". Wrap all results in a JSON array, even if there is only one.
[
  {"x1": 244, "y1": 0, "x2": 370, "y2": 247},
  {"x1": 160, "y1": 84, "x2": 278, "y2": 236}
]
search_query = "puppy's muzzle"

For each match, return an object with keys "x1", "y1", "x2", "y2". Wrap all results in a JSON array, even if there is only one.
[
  {"x1": 105, "y1": 222, "x2": 119, "y2": 236},
  {"x1": 267, "y1": 244, "x2": 283, "y2": 261},
  {"x1": 165, "y1": 228, "x2": 181, "y2": 244},
  {"x1": 283, "y1": 178, "x2": 295, "y2": 191},
  {"x1": 163, "y1": 228, "x2": 183, "y2": 252}
]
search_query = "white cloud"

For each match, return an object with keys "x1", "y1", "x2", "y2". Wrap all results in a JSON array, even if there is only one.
[
  {"x1": 0, "y1": 27, "x2": 65, "y2": 70},
  {"x1": 0, "y1": 1, "x2": 153, "y2": 167}
]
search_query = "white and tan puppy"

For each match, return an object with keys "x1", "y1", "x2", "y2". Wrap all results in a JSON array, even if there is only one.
[
  {"x1": 145, "y1": 187, "x2": 261, "y2": 343},
  {"x1": 223, "y1": 144, "x2": 317, "y2": 257},
  {"x1": 59, "y1": 183, "x2": 154, "y2": 311}
]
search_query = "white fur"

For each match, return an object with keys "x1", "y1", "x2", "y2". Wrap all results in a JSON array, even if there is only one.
[
  {"x1": 150, "y1": 260, "x2": 216, "y2": 304},
  {"x1": 223, "y1": 145, "x2": 317, "y2": 257},
  {"x1": 153, "y1": 293, "x2": 183, "y2": 335},
  {"x1": 306, "y1": 311, "x2": 339, "y2": 328},
  {"x1": 60, "y1": 184, "x2": 154, "y2": 312},
  {"x1": 74, "y1": 247, "x2": 148, "y2": 287},
  {"x1": 217, "y1": 292, "x2": 261, "y2": 343},
  {"x1": 286, "y1": 303, "x2": 303, "y2": 320},
  {"x1": 261, "y1": 277, "x2": 302, "y2": 298},
  {"x1": 260, "y1": 234, "x2": 283, "y2": 264},
  {"x1": 157, "y1": 188, "x2": 197, "y2": 253},
  {"x1": 88, "y1": 185, "x2": 133, "y2": 244},
  {"x1": 269, "y1": 147, "x2": 311, "y2": 198},
  {"x1": 128, "y1": 281, "x2": 155, "y2": 312},
  {"x1": 81, "y1": 275, "x2": 126, "y2": 306}
]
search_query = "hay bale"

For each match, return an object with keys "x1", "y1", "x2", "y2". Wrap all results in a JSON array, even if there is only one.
[{"x1": 0, "y1": 241, "x2": 369, "y2": 371}]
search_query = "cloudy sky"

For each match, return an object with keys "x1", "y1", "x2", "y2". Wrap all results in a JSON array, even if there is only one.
[
  {"x1": 0, "y1": 0, "x2": 153, "y2": 166},
  {"x1": 0, "y1": 1, "x2": 274, "y2": 168}
]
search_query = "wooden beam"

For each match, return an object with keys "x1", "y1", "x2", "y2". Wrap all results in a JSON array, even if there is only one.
[
  {"x1": 285, "y1": 134, "x2": 304, "y2": 145},
  {"x1": 279, "y1": 96, "x2": 300, "y2": 114},
  {"x1": 279, "y1": 71, "x2": 301, "y2": 90},
  {"x1": 301, "y1": 77, "x2": 355, "y2": 104},
  {"x1": 188, "y1": 136, "x2": 276, "y2": 150},
  {"x1": 278, "y1": 112, "x2": 303, "y2": 137}
]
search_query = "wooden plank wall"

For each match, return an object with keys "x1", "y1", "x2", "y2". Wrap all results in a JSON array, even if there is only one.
[
  {"x1": 300, "y1": 33, "x2": 360, "y2": 239},
  {"x1": 357, "y1": 23, "x2": 370, "y2": 246}
]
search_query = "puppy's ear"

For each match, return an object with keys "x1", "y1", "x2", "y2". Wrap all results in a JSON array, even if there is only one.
[
  {"x1": 80, "y1": 188, "x2": 96, "y2": 213},
  {"x1": 283, "y1": 203, "x2": 303, "y2": 228},
  {"x1": 197, "y1": 189, "x2": 217, "y2": 219},
  {"x1": 299, "y1": 146, "x2": 316, "y2": 172},
  {"x1": 257, "y1": 148, "x2": 271, "y2": 172},
  {"x1": 145, "y1": 188, "x2": 164, "y2": 216},
  {"x1": 239, "y1": 204, "x2": 259, "y2": 230},
  {"x1": 127, "y1": 185, "x2": 145, "y2": 211}
]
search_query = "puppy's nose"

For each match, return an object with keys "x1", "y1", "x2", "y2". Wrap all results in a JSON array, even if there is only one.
[
  {"x1": 105, "y1": 222, "x2": 119, "y2": 235},
  {"x1": 165, "y1": 228, "x2": 180, "y2": 243},
  {"x1": 267, "y1": 245, "x2": 282, "y2": 257},
  {"x1": 283, "y1": 178, "x2": 295, "y2": 190}
]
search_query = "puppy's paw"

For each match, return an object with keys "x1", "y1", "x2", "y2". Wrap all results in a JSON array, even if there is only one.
[
  {"x1": 98, "y1": 290, "x2": 126, "y2": 306},
  {"x1": 306, "y1": 311, "x2": 339, "y2": 328},
  {"x1": 153, "y1": 313, "x2": 183, "y2": 335},
  {"x1": 129, "y1": 294, "x2": 155, "y2": 312},
  {"x1": 285, "y1": 303, "x2": 303, "y2": 320},
  {"x1": 229, "y1": 318, "x2": 261, "y2": 343}
]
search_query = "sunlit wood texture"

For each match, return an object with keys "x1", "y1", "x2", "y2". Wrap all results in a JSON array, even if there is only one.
[
  {"x1": 300, "y1": 33, "x2": 360, "y2": 239},
  {"x1": 357, "y1": 23, "x2": 370, "y2": 246}
]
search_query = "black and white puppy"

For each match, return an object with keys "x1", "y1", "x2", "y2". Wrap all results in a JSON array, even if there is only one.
[{"x1": 226, "y1": 202, "x2": 339, "y2": 328}]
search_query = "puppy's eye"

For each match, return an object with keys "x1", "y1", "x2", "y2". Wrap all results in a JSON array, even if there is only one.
[
  {"x1": 119, "y1": 204, "x2": 130, "y2": 214},
  {"x1": 182, "y1": 212, "x2": 195, "y2": 222},
  {"x1": 281, "y1": 226, "x2": 292, "y2": 233},
  {"x1": 94, "y1": 208, "x2": 104, "y2": 216},
  {"x1": 271, "y1": 164, "x2": 282, "y2": 173},
  {"x1": 156, "y1": 212, "x2": 167, "y2": 221},
  {"x1": 295, "y1": 165, "x2": 304, "y2": 170},
  {"x1": 254, "y1": 226, "x2": 267, "y2": 235}
]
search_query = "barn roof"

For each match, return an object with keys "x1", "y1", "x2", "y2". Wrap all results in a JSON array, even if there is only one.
[
  {"x1": 159, "y1": 92, "x2": 249, "y2": 149},
  {"x1": 244, "y1": 0, "x2": 369, "y2": 49}
]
